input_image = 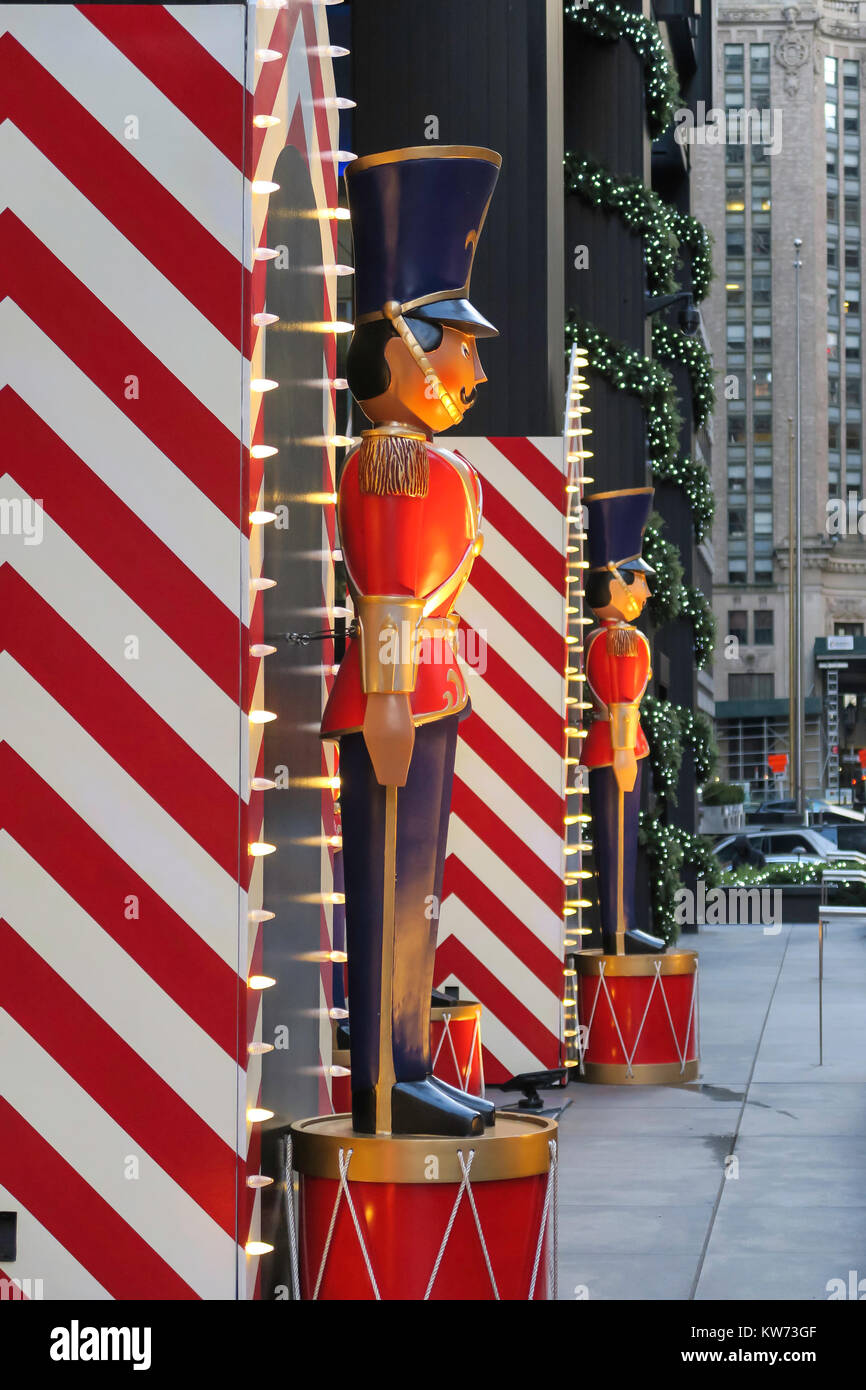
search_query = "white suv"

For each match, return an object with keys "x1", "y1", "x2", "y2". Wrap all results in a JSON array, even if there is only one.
[{"x1": 715, "y1": 827, "x2": 866, "y2": 868}]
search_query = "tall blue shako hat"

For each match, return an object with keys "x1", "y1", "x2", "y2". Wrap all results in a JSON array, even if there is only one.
[
  {"x1": 344, "y1": 145, "x2": 501, "y2": 337},
  {"x1": 585, "y1": 488, "x2": 656, "y2": 575}
]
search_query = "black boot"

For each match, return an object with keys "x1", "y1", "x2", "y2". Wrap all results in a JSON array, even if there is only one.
[
  {"x1": 430, "y1": 1077, "x2": 495, "y2": 1126},
  {"x1": 613, "y1": 928, "x2": 665, "y2": 954},
  {"x1": 391, "y1": 1078, "x2": 483, "y2": 1136}
]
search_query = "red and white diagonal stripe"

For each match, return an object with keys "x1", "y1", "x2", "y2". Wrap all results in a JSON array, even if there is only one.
[
  {"x1": 0, "y1": 1, "x2": 337, "y2": 1300},
  {"x1": 436, "y1": 438, "x2": 567, "y2": 1083}
]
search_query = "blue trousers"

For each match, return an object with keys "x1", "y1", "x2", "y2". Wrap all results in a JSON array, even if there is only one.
[{"x1": 338, "y1": 712, "x2": 463, "y2": 1093}]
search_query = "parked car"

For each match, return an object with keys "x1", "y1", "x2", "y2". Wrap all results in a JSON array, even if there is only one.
[
  {"x1": 714, "y1": 826, "x2": 866, "y2": 869},
  {"x1": 746, "y1": 798, "x2": 866, "y2": 828}
]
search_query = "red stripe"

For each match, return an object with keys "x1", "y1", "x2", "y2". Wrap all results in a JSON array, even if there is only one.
[
  {"x1": 79, "y1": 4, "x2": 247, "y2": 170},
  {"x1": 451, "y1": 778, "x2": 562, "y2": 913},
  {"x1": 0, "y1": 35, "x2": 248, "y2": 348},
  {"x1": 1, "y1": 569, "x2": 241, "y2": 879},
  {"x1": 0, "y1": 745, "x2": 242, "y2": 1061},
  {"x1": 2, "y1": 390, "x2": 241, "y2": 702},
  {"x1": 0, "y1": 923, "x2": 240, "y2": 1240},
  {"x1": 470, "y1": 555, "x2": 565, "y2": 672},
  {"x1": 0, "y1": 1097, "x2": 199, "y2": 1299},
  {"x1": 0, "y1": 211, "x2": 244, "y2": 524},
  {"x1": 477, "y1": 485, "x2": 565, "y2": 593},
  {"x1": 458, "y1": 620, "x2": 563, "y2": 751},
  {"x1": 486, "y1": 437, "x2": 568, "y2": 513},
  {"x1": 458, "y1": 713, "x2": 564, "y2": 834},
  {"x1": 434, "y1": 937, "x2": 560, "y2": 1072},
  {"x1": 443, "y1": 857, "x2": 563, "y2": 995}
]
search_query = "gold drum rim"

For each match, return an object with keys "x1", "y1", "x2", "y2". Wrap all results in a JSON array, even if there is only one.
[{"x1": 290, "y1": 1112, "x2": 556, "y2": 1183}]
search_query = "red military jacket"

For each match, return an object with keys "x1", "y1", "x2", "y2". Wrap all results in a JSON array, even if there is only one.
[
  {"x1": 582, "y1": 621, "x2": 651, "y2": 769},
  {"x1": 321, "y1": 441, "x2": 482, "y2": 739}
]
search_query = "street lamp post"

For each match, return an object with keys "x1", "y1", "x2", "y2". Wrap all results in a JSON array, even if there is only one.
[{"x1": 793, "y1": 238, "x2": 805, "y2": 818}]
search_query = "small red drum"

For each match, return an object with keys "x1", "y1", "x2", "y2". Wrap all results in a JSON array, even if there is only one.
[
  {"x1": 575, "y1": 950, "x2": 699, "y2": 1084},
  {"x1": 291, "y1": 1113, "x2": 557, "y2": 1300},
  {"x1": 430, "y1": 1000, "x2": 484, "y2": 1097}
]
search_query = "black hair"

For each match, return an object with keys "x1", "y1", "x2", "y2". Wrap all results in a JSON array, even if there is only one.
[
  {"x1": 585, "y1": 567, "x2": 637, "y2": 611},
  {"x1": 346, "y1": 316, "x2": 444, "y2": 401}
]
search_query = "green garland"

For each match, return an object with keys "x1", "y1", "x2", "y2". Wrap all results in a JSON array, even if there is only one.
[
  {"x1": 565, "y1": 317, "x2": 682, "y2": 470},
  {"x1": 667, "y1": 208, "x2": 714, "y2": 302},
  {"x1": 680, "y1": 583, "x2": 717, "y2": 669},
  {"x1": 640, "y1": 817, "x2": 723, "y2": 944},
  {"x1": 651, "y1": 319, "x2": 715, "y2": 430},
  {"x1": 642, "y1": 693, "x2": 683, "y2": 808},
  {"x1": 677, "y1": 706, "x2": 718, "y2": 785},
  {"x1": 638, "y1": 815, "x2": 685, "y2": 945},
  {"x1": 652, "y1": 455, "x2": 715, "y2": 543},
  {"x1": 564, "y1": 154, "x2": 678, "y2": 294},
  {"x1": 564, "y1": 155, "x2": 715, "y2": 303},
  {"x1": 564, "y1": 0, "x2": 681, "y2": 138},
  {"x1": 643, "y1": 515, "x2": 683, "y2": 626}
]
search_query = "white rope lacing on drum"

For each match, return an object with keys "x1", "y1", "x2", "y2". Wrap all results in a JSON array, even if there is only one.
[
  {"x1": 423, "y1": 1146, "x2": 475, "y2": 1300},
  {"x1": 312, "y1": 1146, "x2": 381, "y2": 1301},
  {"x1": 283, "y1": 1133, "x2": 300, "y2": 1302},
  {"x1": 528, "y1": 1138, "x2": 557, "y2": 1301},
  {"x1": 656, "y1": 958, "x2": 700, "y2": 1074},
  {"x1": 460, "y1": 1150, "x2": 500, "y2": 1299}
]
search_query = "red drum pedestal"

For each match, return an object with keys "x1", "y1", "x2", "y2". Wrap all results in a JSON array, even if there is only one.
[
  {"x1": 431, "y1": 1000, "x2": 484, "y2": 1096},
  {"x1": 576, "y1": 951, "x2": 699, "y2": 1084},
  {"x1": 290, "y1": 1113, "x2": 557, "y2": 1300}
]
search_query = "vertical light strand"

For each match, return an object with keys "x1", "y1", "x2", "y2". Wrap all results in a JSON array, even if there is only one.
[{"x1": 562, "y1": 343, "x2": 594, "y2": 1071}]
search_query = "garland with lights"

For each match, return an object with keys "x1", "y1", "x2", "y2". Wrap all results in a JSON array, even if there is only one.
[
  {"x1": 642, "y1": 693, "x2": 683, "y2": 808},
  {"x1": 643, "y1": 515, "x2": 683, "y2": 626},
  {"x1": 564, "y1": 155, "x2": 679, "y2": 294},
  {"x1": 565, "y1": 316, "x2": 682, "y2": 470},
  {"x1": 638, "y1": 815, "x2": 685, "y2": 945},
  {"x1": 651, "y1": 319, "x2": 715, "y2": 430},
  {"x1": 652, "y1": 455, "x2": 715, "y2": 543},
  {"x1": 680, "y1": 583, "x2": 717, "y2": 669},
  {"x1": 677, "y1": 706, "x2": 718, "y2": 785},
  {"x1": 667, "y1": 208, "x2": 714, "y2": 303},
  {"x1": 563, "y1": 0, "x2": 681, "y2": 138}
]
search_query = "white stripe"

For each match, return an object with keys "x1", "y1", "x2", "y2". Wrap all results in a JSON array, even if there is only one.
[
  {"x1": 432, "y1": 977, "x2": 544, "y2": 1077},
  {"x1": 0, "y1": 657, "x2": 242, "y2": 965},
  {"x1": 462, "y1": 663, "x2": 562, "y2": 790},
  {"x1": 168, "y1": 3, "x2": 248, "y2": 82},
  {"x1": 528, "y1": 436, "x2": 568, "y2": 474},
  {"x1": 0, "y1": 1015, "x2": 237, "y2": 1298},
  {"x1": 445, "y1": 817, "x2": 562, "y2": 954},
  {"x1": 455, "y1": 739, "x2": 562, "y2": 872},
  {"x1": 0, "y1": 303, "x2": 246, "y2": 614},
  {"x1": 0, "y1": 1182, "x2": 111, "y2": 1301},
  {"x1": 458, "y1": 437, "x2": 565, "y2": 544},
  {"x1": 0, "y1": 837, "x2": 240, "y2": 1150},
  {"x1": 4, "y1": 3, "x2": 247, "y2": 256},
  {"x1": 459, "y1": 584, "x2": 561, "y2": 708},
  {"x1": 480, "y1": 520, "x2": 564, "y2": 633},
  {"x1": 438, "y1": 897, "x2": 559, "y2": 1027},
  {"x1": 0, "y1": 125, "x2": 246, "y2": 435},
  {"x1": 1, "y1": 477, "x2": 243, "y2": 790}
]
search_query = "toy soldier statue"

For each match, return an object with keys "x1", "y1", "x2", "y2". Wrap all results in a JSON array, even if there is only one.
[
  {"x1": 583, "y1": 489, "x2": 665, "y2": 956},
  {"x1": 321, "y1": 146, "x2": 501, "y2": 1136}
]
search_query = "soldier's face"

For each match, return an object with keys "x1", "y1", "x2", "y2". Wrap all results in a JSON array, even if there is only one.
[
  {"x1": 428, "y1": 328, "x2": 487, "y2": 420},
  {"x1": 610, "y1": 572, "x2": 649, "y2": 621}
]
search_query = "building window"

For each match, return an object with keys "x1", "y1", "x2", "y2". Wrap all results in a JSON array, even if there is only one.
[
  {"x1": 752, "y1": 227, "x2": 771, "y2": 256},
  {"x1": 826, "y1": 56, "x2": 839, "y2": 87},
  {"x1": 728, "y1": 508, "x2": 747, "y2": 539},
  {"x1": 729, "y1": 559, "x2": 748, "y2": 585},
  {"x1": 844, "y1": 60, "x2": 859, "y2": 88},
  {"x1": 728, "y1": 612, "x2": 747, "y2": 647},
  {"x1": 728, "y1": 673, "x2": 775, "y2": 699},
  {"x1": 753, "y1": 412, "x2": 773, "y2": 443},
  {"x1": 753, "y1": 368, "x2": 772, "y2": 397},
  {"x1": 754, "y1": 611, "x2": 774, "y2": 645}
]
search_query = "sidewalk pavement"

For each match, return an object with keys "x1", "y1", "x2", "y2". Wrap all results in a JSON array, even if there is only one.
[{"x1": 547, "y1": 917, "x2": 866, "y2": 1300}]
